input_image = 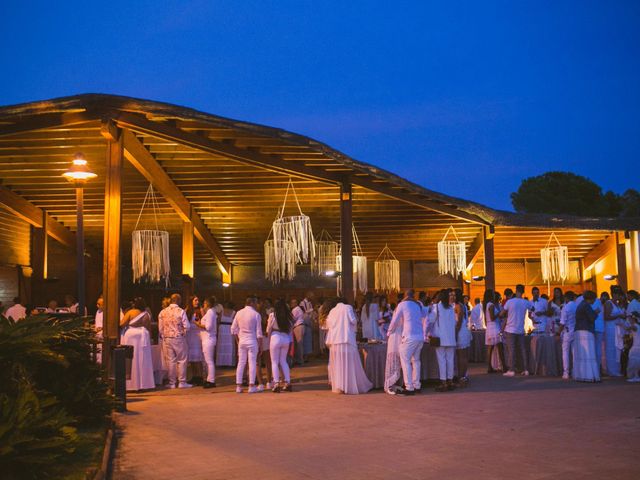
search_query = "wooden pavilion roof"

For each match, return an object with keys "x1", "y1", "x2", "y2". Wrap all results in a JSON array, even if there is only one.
[{"x1": 0, "y1": 94, "x2": 637, "y2": 272}]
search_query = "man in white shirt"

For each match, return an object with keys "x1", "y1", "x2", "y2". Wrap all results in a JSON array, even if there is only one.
[
  {"x1": 5, "y1": 297, "x2": 27, "y2": 322},
  {"x1": 559, "y1": 291, "x2": 578, "y2": 379},
  {"x1": 469, "y1": 298, "x2": 485, "y2": 330},
  {"x1": 388, "y1": 289, "x2": 425, "y2": 395},
  {"x1": 158, "y1": 293, "x2": 191, "y2": 389},
  {"x1": 528, "y1": 287, "x2": 549, "y2": 335},
  {"x1": 291, "y1": 298, "x2": 305, "y2": 366},
  {"x1": 231, "y1": 296, "x2": 263, "y2": 393},
  {"x1": 500, "y1": 284, "x2": 532, "y2": 377}
]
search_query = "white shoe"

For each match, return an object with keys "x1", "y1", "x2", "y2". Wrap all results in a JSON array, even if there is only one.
[
  {"x1": 627, "y1": 377, "x2": 640, "y2": 383},
  {"x1": 248, "y1": 386, "x2": 258, "y2": 394},
  {"x1": 178, "y1": 382, "x2": 193, "y2": 389},
  {"x1": 257, "y1": 384, "x2": 265, "y2": 392},
  {"x1": 266, "y1": 382, "x2": 273, "y2": 389},
  {"x1": 521, "y1": 371, "x2": 530, "y2": 377},
  {"x1": 235, "y1": 386, "x2": 243, "y2": 393},
  {"x1": 503, "y1": 371, "x2": 516, "y2": 377},
  {"x1": 562, "y1": 373, "x2": 570, "y2": 380},
  {"x1": 385, "y1": 388, "x2": 397, "y2": 395},
  {"x1": 169, "y1": 384, "x2": 177, "y2": 389}
]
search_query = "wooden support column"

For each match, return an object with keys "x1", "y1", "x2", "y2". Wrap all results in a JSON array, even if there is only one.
[
  {"x1": 102, "y1": 130, "x2": 123, "y2": 367},
  {"x1": 31, "y1": 210, "x2": 48, "y2": 304},
  {"x1": 182, "y1": 217, "x2": 195, "y2": 300},
  {"x1": 340, "y1": 182, "x2": 354, "y2": 304},
  {"x1": 483, "y1": 225, "x2": 496, "y2": 292},
  {"x1": 616, "y1": 231, "x2": 629, "y2": 292}
]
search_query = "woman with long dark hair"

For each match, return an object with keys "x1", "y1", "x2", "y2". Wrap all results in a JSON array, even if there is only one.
[
  {"x1": 185, "y1": 295, "x2": 204, "y2": 385},
  {"x1": 454, "y1": 288, "x2": 472, "y2": 386},
  {"x1": 483, "y1": 289, "x2": 505, "y2": 373},
  {"x1": 267, "y1": 299, "x2": 293, "y2": 392}
]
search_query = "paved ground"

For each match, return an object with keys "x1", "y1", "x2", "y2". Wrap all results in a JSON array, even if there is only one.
[{"x1": 112, "y1": 360, "x2": 640, "y2": 480}]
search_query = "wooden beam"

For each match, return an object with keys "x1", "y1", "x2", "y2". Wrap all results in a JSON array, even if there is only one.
[
  {"x1": 483, "y1": 226, "x2": 496, "y2": 291},
  {"x1": 182, "y1": 218, "x2": 194, "y2": 278},
  {"x1": 466, "y1": 230, "x2": 484, "y2": 271},
  {"x1": 0, "y1": 184, "x2": 75, "y2": 247},
  {"x1": 113, "y1": 112, "x2": 488, "y2": 225},
  {"x1": 582, "y1": 234, "x2": 616, "y2": 271},
  {"x1": 0, "y1": 112, "x2": 96, "y2": 138},
  {"x1": 340, "y1": 182, "x2": 354, "y2": 304},
  {"x1": 121, "y1": 128, "x2": 231, "y2": 276},
  {"x1": 617, "y1": 231, "x2": 628, "y2": 291},
  {"x1": 32, "y1": 209, "x2": 48, "y2": 280},
  {"x1": 102, "y1": 133, "x2": 123, "y2": 344}
]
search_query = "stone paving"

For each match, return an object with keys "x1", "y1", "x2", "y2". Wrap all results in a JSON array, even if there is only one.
[{"x1": 112, "y1": 361, "x2": 640, "y2": 480}]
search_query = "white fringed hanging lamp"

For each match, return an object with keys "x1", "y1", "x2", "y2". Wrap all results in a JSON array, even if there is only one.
[
  {"x1": 375, "y1": 244, "x2": 400, "y2": 292},
  {"x1": 264, "y1": 227, "x2": 297, "y2": 284},
  {"x1": 337, "y1": 225, "x2": 368, "y2": 296},
  {"x1": 312, "y1": 230, "x2": 338, "y2": 276},
  {"x1": 540, "y1": 232, "x2": 569, "y2": 284},
  {"x1": 132, "y1": 184, "x2": 171, "y2": 288},
  {"x1": 438, "y1": 225, "x2": 466, "y2": 276},
  {"x1": 272, "y1": 179, "x2": 315, "y2": 265}
]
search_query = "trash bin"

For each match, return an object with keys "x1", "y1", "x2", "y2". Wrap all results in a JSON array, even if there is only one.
[{"x1": 109, "y1": 344, "x2": 134, "y2": 380}]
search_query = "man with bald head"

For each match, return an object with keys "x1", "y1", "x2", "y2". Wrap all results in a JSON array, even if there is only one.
[
  {"x1": 158, "y1": 293, "x2": 192, "y2": 389},
  {"x1": 388, "y1": 289, "x2": 426, "y2": 395}
]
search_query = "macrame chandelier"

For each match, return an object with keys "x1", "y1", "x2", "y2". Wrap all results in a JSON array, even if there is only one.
[
  {"x1": 312, "y1": 230, "x2": 339, "y2": 276},
  {"x1": 540, "y1": 232, "x2": 569, "y2": 283},
  {"x1": 337, "y1": 225, "x2": 368, "y2": 296},
  {"x1": 264, "y1": 228, "x2": 297, "y2": 284},
  {"x1": 132, "y1": 184, "x2": 171, "y2": 288},
  {"x1": 438, "y1": 225, "x2": 467, "y2": 276},
  {"x1": 375, "y1": 245, "x2": 400, "y2": 292},
  {"x1": 271, "y1": 179, "x2": 316, "y2": 265}
]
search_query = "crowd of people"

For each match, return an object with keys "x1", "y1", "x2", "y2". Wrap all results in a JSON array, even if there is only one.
[{"x1": 6, "y1": 283, "x2": 638, "y2": 396}]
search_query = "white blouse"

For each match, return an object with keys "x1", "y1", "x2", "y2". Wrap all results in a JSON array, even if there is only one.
[{"x1": 428, "y1": 302, "x2": 457, "y2": 347}]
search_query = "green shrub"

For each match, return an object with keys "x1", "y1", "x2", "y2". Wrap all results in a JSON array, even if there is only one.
[{"x1": 0, "y1": 315, "x2": 113, "y2": 478}]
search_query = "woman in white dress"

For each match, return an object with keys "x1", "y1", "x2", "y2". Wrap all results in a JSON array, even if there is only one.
[
  {"x1": 378, "y1": 296, "x2": 393, "y2": 338},
  {"x1": 195, "y1": 296, "x2": 217, "y2": 388},
  {"x1": 120, "y1": 297, "x2": 155, "y2": 391},
  {"x1": 604, "y1": 289, "x2": 626, "y2": 377},
  {"x1": 427, "y1": 289, "x2": 458, "y2": 392},
  {"x1": 383, "y1": 314, "x2": 402, "y2": 395},
  {"x1": 484, "y1": 289, "x2": 505, "y2": 373},
  {"x1": 267, "y1": 299, "x2": 293, "y2": 392},
  {"x1": 360, "y1": 292, "x2": 382, "y2": 341},
  {"x1": 455, "y1": 288, "x2": 472, "y2": 385},
  {"x1": 325, "y1": 298, "x2": 373, "y2": 395},
  {"x1": 216, "y1": 302, "x2": 237, "y2": 367},
  {"x1": 572, "y1": 290, "x2": 601, "y2": 382},
  {"x1": 625, "y1": 296, "x2": 640, "y2": 382},
  {"x1": 186, "y1": 296, "x2": 204, "y2": 384}
]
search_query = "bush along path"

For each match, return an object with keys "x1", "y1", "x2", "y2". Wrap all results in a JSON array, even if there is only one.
[{"x1": 0, "y1": 314, "x2": 114, "y2": 479}]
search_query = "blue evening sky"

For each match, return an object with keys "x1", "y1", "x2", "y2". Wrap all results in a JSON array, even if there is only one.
[{"x1": 1, "y1": 1, "x2": 638, "y2": 211}]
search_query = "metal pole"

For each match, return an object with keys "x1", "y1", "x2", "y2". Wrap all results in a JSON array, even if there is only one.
[{"x1": 76, "y1": 185, "x2": 85, "y2": 316}]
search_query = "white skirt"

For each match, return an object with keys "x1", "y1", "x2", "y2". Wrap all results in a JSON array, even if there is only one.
[
  {"x1": 216, "y1": 324, "x2": 236, "y2": 366},
  {"x1": 485, "y1": 321, "x2": 502, "y2": 346},
  {"x1": 384, "y1": 331, "x2": 402, "y2": 392},
  {"x1": 457, "y1": 325, "x2": 472, "y2": 349},
  {"x1": 572, "y1": 330, "x2": 600, "y2": 383},
  {"x1": 328, "y1": 343, "x2": 373, "y2": 395},
  {"x1": 121, "y1": 327, "x2": 155, "y2": 391},
  {"x1": 187, "y1": 322, "x2": 204, "y2": 362}
]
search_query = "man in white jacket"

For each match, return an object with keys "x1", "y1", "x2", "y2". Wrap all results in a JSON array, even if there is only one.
[
  {"x1": 388, "y1": 289, "x2": 425, "y2": 395},
  {"x1": 231, "y1": 296, "x2": 263, "y2": 393}
]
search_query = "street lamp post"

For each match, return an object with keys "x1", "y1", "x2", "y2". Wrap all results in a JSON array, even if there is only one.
[{"x1": 62, "y1": 152, "x2": 96, "y2": 316}]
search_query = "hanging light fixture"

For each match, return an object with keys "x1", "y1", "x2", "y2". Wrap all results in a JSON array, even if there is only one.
[
  {"x1": 131, "y1": 184, "x2": 171, "y2": 287},
  {"x1": 540, "y1": 232, "x2": 569, "y2": 283},
  {"x1": 264, "y1": 227, "x2": 297, "y2": 284},
  {"x1": 337, "y1": 225, "x2": 367, "y2": 296},
  {"x1": 62, "y1": 152, "x2": 98, "y2": 183},
  {"x1": 312, "y1": 230, "x2": 339, "y2": 276},
  {"x1": 438, "y1": 225, "x2": 467, "y2": 276},
  {"x1": 271, "y1": 179, "x2": 315, "y2": 265},
  {"x1": 374, "y1": 244, "x2": 400, "y2": 292}
]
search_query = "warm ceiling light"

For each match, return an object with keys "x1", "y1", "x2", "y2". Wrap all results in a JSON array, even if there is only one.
[
  {"x1": 222, "y1": 282, "x2": 230, "y2": 288},
  {"x1": 472, "y1": 275, "x2": 485, "y2": 281},
  {"x1": 464, "y1": 279, "x2": 471, "y2": 284},
  {"x1": 604, "y1": 274, "x2": 617, "y2": 281},
  {"x1": 325, "y1": 270, "x2": 341, "y2": 278},
  {"x1": 62, "y1": 152, "x2": 97, "y2": 183}
]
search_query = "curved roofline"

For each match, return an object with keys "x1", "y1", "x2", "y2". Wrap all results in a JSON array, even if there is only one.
[{"x1": 1, "y1": 93, "x2": 639, "y2": 231}]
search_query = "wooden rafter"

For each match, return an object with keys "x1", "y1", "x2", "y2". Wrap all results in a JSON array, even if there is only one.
[{"x1": 119, "y1": 128, "x2": 231, "y2": 275}]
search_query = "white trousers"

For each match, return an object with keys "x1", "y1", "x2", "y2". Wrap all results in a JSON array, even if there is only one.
[
  {"x1": 399, "y1": 338, "x2": 423, "y2": 390},
  {"x1": 236, "y1": 342, "x2": 258, "y2": 385},
  {"x1": 201, "y1": 337, "x2": 216, "y2": 383},
  {"x1": 164, "y1": 337, "x2": 188, "y2": 385},
  {"x1": 270, "y1": 334, "x2": 291, "y2": 383},
  {"x1": 562, "y1": 331, "x2": 574, "y2": 376},
  {"x1": 436, "y1": 346, "x2": 455, "y2": 381}
]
